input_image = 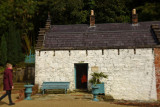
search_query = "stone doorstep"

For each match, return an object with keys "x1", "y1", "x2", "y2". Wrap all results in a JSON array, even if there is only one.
[
  {"x1": 31, "y1": 93, "x2": 93, "y2": 101},
  {"x1": 73, "y1": 89, "x2": 88, "y2": 92}
]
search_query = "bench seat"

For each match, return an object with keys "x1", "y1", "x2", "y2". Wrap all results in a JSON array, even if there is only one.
[{"x1": 41, "y1": 82, "x2": 70, "y2": 94}]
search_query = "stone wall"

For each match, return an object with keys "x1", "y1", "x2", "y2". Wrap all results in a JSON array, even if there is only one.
[
  {"x1": 154, "y1": 48, "x2": 160, "y2": 100},
  {"x1": 35, "y1": 49, "x2": 157, "y2": 101},
  {"x1": 14, "y1": 67, "x2": 25, "y2": 82},
  {"x1": 15, "y1": 67, "x2": 35, "y2": 83}
]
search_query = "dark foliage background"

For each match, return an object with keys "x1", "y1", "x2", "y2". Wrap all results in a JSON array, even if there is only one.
[{"x1": 0, "y1": 0, "x2": 160, "y2": 65}]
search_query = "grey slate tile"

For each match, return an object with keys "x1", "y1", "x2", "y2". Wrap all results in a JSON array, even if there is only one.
[{"x1": 40, "y1": 21, "x2": 160, "y2": 49}]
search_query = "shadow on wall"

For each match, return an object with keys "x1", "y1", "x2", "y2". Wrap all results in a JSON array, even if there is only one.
[{"x1": 14, "y1": 65, "x2": 35, "y2": 84}]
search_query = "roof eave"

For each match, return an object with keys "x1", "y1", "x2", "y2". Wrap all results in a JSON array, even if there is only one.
[{"x1": 35, "y1": 45, "x2": 160, "y2": 51}]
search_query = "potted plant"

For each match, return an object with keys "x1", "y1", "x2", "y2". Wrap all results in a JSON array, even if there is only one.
[
  {"x1": 24, "y1": 83, "x2": 34, "y2": 100},
  {"x1": 89, "y1": 72, "x2": 108, "y2": 101}
]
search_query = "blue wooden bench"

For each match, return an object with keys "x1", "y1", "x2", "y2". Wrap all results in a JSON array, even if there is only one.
[{"x1": 41, "y1": 82, "x2": 70, "y2": 94}]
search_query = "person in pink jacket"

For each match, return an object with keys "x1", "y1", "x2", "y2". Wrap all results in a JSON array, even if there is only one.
[{"x1": 0, "y1": 63, "x2": 15, "y2": 105}]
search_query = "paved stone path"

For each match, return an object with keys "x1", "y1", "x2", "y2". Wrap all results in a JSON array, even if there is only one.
[{"x1": 0, "y1": 92, "x2": 135, "y2": 107}]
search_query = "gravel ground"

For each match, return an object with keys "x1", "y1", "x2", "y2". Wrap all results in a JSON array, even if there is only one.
[{"x1": 0, "y1": 92, "x2": 135, "y2": 107}]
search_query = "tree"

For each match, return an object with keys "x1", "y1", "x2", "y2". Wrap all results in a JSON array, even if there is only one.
[
  {"x1": 136, "y1": 2, "x2": 160, "y2": 21},
  {"x1": 46, "y1": 0, "x2": 88, "y2": 24},
  {"x1": 0, "y1": 1, "x2": 12, "y2": 36},
  {"x1": 0, "y1": 0, "x2": 160, "y2": 62},
  {"x1": 0, "y1": 0, "x2": 38, "y2": 54},
  {"x1": 84, "y1": 0, "x2": 95, "y2": 10},
  {"x1": 16, "y1": 30, "x2": 24, "y2": 62},
  {"x1": 0, "y1": 34, "x2": 7, "y2": 66},
  {"x1": 94, "y1": 0, "x2": 130, "y2": 23},
  {"x1": 7, "y1": 24, "x2": 24, "y2": 65},
  {"x1": 12, "y1": 0, "x2": 38, "y2": 52}
]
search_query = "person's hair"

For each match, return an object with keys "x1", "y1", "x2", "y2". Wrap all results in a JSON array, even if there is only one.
[{"x1": 6, "y1": 63, "x2": 12, "y2": 68}]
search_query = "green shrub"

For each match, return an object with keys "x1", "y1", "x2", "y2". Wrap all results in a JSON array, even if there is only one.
[
  {"x1": 89, "y1": 72, "x2": 108, "y2": 85},
  {"x1": 15, "y1": 62, "x2": 26, "y2": 68},
  {"x1": 0, "y1": 66, "x2": 5, "y2": 74}
]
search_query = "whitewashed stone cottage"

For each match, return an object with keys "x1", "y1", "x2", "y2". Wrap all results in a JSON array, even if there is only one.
[{"x1": 35, "y1": 10, "x2": 160, "y2": 101}]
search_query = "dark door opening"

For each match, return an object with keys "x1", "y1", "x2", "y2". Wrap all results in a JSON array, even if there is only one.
[{"x1": 75, "y1": 64, "x2": 88, "y2": 89}]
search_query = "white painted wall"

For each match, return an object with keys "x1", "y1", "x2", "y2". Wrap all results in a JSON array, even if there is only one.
[{"x1": 35, "y1": 49, "x2": 157, "y2": 101}]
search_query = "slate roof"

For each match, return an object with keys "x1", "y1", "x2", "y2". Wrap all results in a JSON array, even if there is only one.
[{"x1": 36, "y1": 21, "x2": 160, "y2": 50}]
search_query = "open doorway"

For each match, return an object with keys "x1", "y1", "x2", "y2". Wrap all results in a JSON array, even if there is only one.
[{"x1": 75, "y1": 64, "x2": 88, "y2": 89}]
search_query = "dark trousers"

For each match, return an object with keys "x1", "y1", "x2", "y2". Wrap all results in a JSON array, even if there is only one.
[{"x1": 0, "y1": 90, "x2": 12, "y2": 103}]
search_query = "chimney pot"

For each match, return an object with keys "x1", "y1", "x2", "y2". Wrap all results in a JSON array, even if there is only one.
[
  {"x1": 90, "y1": 10, "x2": 95, "y2": 27},
  {"x1": 91, "y1": 10, "x2": 94, "y2": 15},
  {"x1": 132, "y1": 9, "x2": 136, "y2": 15},
  {"x1": 132, "y1": 8, "x2": 138, "y2": 25}
]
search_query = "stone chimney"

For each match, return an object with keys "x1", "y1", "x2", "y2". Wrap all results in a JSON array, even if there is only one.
[
  {"x1": 90, "y1": 10, "x2": 95, "y2": 27},
  {"x1": 45, "y1": 12, "x2": 51, "y2": 30},
  {"x1": 132, "y1": 9, "x2": 138, "y2": 25},
  {"x1": 35, "y1": 13, "x2": 51, "y2": 49}
]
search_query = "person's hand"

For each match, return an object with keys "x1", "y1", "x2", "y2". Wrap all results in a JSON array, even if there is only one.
[{"x1": 12, "y1": 86, "x2": 14, "y2": 89}]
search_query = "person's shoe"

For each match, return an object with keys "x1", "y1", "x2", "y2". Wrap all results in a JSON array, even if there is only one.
[{"x1": 9, "y1": 103, "x2": 15, "y2": 105}]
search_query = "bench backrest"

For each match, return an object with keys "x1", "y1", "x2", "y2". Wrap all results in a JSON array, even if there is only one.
[{"x1": 41, "y1": 82, "x2": 70, "y2": 89}]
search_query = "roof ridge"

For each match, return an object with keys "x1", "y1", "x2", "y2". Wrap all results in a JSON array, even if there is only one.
[
  {"x1": 51, "y1": 21, "x2": 160, "y2": 26},
  {"x1": 46, "y1": 30, "x2": 149, "y2": 34}
]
